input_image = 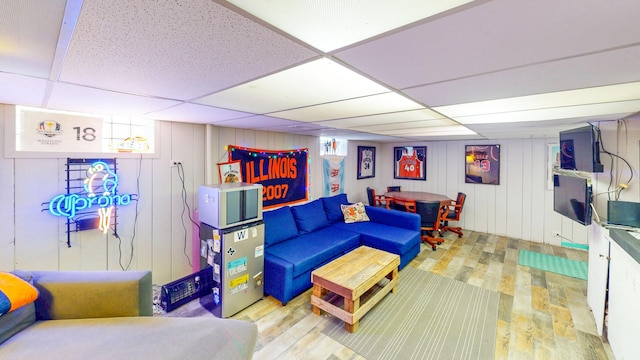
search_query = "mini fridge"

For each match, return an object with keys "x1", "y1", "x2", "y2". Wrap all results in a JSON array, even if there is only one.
[{"x1": 198, "y1": 221, "x2": 265, "y2": 318}]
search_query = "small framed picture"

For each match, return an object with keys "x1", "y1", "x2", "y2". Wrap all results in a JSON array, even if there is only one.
[
  {"x1": 465, "y1": 145, "x2": 500, "y2": 185},
  {"x1": 357, "y1": 146, "x2": 376, "y2": 179},
  {"x1": 393, "y1": 146, "x2": 426, "y2": 180},
  {"x1": 218, "y1": 160, "x2": 242, "y2": 183}
]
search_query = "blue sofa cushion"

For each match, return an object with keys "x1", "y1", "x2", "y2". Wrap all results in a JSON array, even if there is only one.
[
  {"x1": 265, "y1": 227, "x2": 360, "y2": 278},
  {"x1": 321, "y1": 193, "x2": 350, "y2": 223},
  {"x1": 332, "y1": 221, "x2": 419, "y2": 256},
  {"x1": 290, "y1": 199, "x2": 329, "y2": 233},
  {"x1": 263, "y1": 206, "x2": 298, "y2": 247}
]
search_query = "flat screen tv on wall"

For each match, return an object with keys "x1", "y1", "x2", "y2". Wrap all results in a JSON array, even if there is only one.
[
  {"x1": 559, "y1": 124, "x2": 604, "y2": 173},
  {"x1": 553, "y1": 173, "x2": 593, "y2": 225}
]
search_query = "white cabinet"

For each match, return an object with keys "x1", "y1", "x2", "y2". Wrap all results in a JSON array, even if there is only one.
[
  {"x1": 607, "y1": 240, "x2": 640, "y2": 359},
  {"x1": 587, "y1": 224, "x2": 610, "y2": 336}
]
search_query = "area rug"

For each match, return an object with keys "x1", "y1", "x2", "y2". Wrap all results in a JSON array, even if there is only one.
[
  {"x1": 322, "y1": 266, "x2": 499, "y2": 360},
  {"x1": 518, "y1": 249, "x2": 587, "y2": 280}
]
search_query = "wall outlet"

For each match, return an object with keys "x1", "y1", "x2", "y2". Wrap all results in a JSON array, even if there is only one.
[{"x1": 171, "y1": 160, "x2": 182, "y2": 166}]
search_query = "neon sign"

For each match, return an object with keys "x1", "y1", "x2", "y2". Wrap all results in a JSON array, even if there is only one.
[{"x1": 47, "y1": 161, "x2": 133, "y2": 233}]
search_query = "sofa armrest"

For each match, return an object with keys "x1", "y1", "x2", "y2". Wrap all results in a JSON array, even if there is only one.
[
  {"x1": 31, "y1": 270, "x2": 152, "y2": 320},
  {"x1": 365, "y1": 206, "x2": 421, "y2": 231},
  {"x1": 264, "y1": 254, "x2": 294, "y2": 305}
]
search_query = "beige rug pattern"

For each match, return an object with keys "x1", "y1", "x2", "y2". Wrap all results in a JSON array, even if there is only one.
[{"x1": 322, "y1": 266, "x2": 499, "y2": 360}]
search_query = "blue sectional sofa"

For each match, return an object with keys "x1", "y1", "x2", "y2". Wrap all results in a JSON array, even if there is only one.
[{"x1": 263, "y1": 193, "x2": 421, "y2": 304}]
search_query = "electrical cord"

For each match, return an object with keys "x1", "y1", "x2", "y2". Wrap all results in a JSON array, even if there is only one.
[
  {"x1": 592, "y1": 123, "x2": 634, "y2": 201},
  {"x1": 113, "y1": 155, "x2": 142, "y2": 271},
  {"x1": 176, "y1": 163, "x2": 196, "y2": 268}
]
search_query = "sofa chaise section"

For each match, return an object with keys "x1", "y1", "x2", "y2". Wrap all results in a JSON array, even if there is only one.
[
  {"x1": 0, "y1": 270, "x2": 258, "y2": 360},
  {"x1": 331, "y1": 206, "x2": 421, "y2": 269}
]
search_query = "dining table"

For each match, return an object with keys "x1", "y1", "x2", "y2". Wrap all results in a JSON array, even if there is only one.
[
  {"x1": 383, "y1": 191, "x2": 452, "y2": 250},
  {"x1": 383, "y1": 191, "x2": 450, "y2": 203}
]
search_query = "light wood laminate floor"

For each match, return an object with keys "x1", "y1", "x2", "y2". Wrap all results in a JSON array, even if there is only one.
[{"x1": 232, "y1": 231, "x2": 614, "y2": 360}]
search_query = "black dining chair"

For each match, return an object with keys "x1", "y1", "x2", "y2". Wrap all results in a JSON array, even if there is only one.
[
  {"x1": 415, "y1": 201, "x2": 448, "y2": 251},
  {"x1": 387, "y1": 186, "x2": 402, "y2": 192},
  {"x1": 440, "y1": 192, "x2": 466, "y2": 238},
  {"x1": 366, "y1": 187, "x2": 388, "y2": 208}
]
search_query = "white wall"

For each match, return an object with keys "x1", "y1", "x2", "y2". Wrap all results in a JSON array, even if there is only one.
[
  {"x1": 2, "y1": 101, "x2": 637, "y2": 284},
  {"x1": 346, "y1": 118, "x2": 640, "y2": 247},
  {"x1": 0, "y1": 105, "x2": 323, "y2": 285},
  {"x1": 350, "y1": 138, "x2": 578, "y2": 246}
]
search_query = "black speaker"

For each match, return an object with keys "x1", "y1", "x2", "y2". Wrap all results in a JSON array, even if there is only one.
[{"x1": 607, "y1": 200, "x2": 640, "y2": 228}]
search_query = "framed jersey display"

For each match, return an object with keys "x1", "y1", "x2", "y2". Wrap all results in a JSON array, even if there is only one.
[
  {"x1": 357, "y1": 146, "x2": 375, "y2": 179},
  {"x1": 465, "y1": 144, "x2": 500, "y2": 185},
  {"x1": 394, "y1": 146, "x2": 426, "y2": 180}
]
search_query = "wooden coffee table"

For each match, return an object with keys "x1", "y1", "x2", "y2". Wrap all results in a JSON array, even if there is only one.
[{"x1": 310, "y1": 246, "x2": 400, "y2": 333}]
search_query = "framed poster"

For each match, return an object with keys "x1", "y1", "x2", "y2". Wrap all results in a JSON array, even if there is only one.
[
  {"x1": 218, "y1": 160, "x2": 242, "y2": 183},
  {"x1": 465, "y1": 145, "x2": 500, "y2": 185},
  {"x1": 357, "y1": 146, "x2": 375, "y2": 179},
  {"x1": 394, "y1": 146, "x2": 426, "y2": 180}
]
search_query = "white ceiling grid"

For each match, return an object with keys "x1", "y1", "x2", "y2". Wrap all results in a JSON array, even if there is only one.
[{"x1": 0, "y1": 0, "x2": 638, "y2": 141}]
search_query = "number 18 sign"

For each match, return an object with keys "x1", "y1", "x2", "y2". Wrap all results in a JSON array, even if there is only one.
[
  {"x1": 16, "y1": 107, "x2": 103, "y2": 153},
  {"x1": 465, "y1": 145, "x2": 500, "y2": 185}
]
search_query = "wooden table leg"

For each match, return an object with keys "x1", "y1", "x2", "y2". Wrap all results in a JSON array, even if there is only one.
[
  {"x1": 312, "y1": 283, "x2": 323, "y2": 315},
  {"x1": 344, "y1": 296, "x2": 360, "y2": 333},
  {"x1": 388, "y1": 268, "x2": 399, "y2": 293}
]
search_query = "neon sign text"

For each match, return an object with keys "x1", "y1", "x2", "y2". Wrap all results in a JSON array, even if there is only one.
[
  {"x1": 47, "y1": 161, "x2": 133, "y2": 233},
  {"x1": 48, "y1": 193, "x2": 132, "y2": 218}
]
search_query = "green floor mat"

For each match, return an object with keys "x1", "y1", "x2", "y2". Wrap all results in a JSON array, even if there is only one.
[{"x1": 518, "y1": 250, "x2": 588, "y2": 280}]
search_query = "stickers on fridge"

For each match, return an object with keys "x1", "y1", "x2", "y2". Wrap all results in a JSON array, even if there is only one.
[
  {"x1": 206, "y1": 239, "x2": 215, "y2": 265},
  {"x1": 255, "y1": 245, "x2": 264, "y2": 258},
  {"x1": 227, "y1": 257, "x2": 247, "y2": 276},
  {"x1": 200, "y1": 239, "x2": 207, "y2": 258},
  {"x1": 229, "y1": 274, "x2": 249, "y2": 294},
  {"x1": 234, "y1": 228, "x2": 249, "y2": 242}
]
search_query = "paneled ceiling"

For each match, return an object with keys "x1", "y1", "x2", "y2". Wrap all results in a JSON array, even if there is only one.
[{"x1": 1, "y1": 0, "x2": 639, "y2": 142}]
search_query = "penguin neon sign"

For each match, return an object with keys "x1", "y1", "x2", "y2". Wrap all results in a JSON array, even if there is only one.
[{"x1": 48, "y1": 161, "x2": 132, "y2": 233}]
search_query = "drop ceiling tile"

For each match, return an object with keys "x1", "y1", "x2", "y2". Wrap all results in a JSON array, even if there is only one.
[
  {"x1": 144, "y1": 103, "x2": 253, "y2": 124},
  {"x1": 59, "y1": 0, "x2": 317, "y2": 100},
  {"x1": 375, "y1": 124, "x2": 475, "y2": 136},
  {"x1": 316, "y1": 108, "x2": 446, "y2": 128},
  {"x1": 350, "y1": 119, "x2": 458, "y2": 132},
  {"x1": 226, "y1": 0, "x2": 473, "y2": 52},
  {"x1": 47, "y1": 82, "x2": 180, "y2": 116},
  {"x1": 194, "y1": 58, "x2": 389, "y2": 113},
  {"x1": 0, "y1": 0, "x2": 66, "y2": 78},
  {"x1": 0, "y1": 73, "x2": 48, "y2": 107},
  {"x1": 339, "y1": 133, "x2": 411, "y2": 142},
  {"x1": 270, "y1": 92, "x2": 424, "y2": 122},
  {"x1": 435, "y1": 82, "x2": 640, "y2": 118},
  {"x1": 214, "y1": 115, "x2": 310, "y2": 130},
  {"x1": 405, "y1": 45, "x2": 640, "y2": 107},
  {"x1": 335, "y1": 0, "x2": 640, "y2": 89},
  {"x1": 466, "y1": 117, "x2": 615, "y2": 138},
  {"x1": 449, "y1": 100, "x2": 640, "y2": 125}
]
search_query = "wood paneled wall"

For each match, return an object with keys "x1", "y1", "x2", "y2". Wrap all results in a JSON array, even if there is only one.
[{"x1": 1, "y1": 103, "x2": 638, "y2": 285}]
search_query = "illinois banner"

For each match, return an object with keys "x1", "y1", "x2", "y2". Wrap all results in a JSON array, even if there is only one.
[{"x1": 229, "y1": 145, "x2": 308, "y2": 208}]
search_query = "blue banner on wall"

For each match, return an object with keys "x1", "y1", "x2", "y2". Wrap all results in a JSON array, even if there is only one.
[{"x1": 229, "y1": 145, "x2": 308, "y2": 209}]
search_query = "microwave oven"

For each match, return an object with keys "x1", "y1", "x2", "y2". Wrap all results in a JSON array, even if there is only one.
[{"x1": 198, "y1": 183, "x2": 263, "y2": 229}]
